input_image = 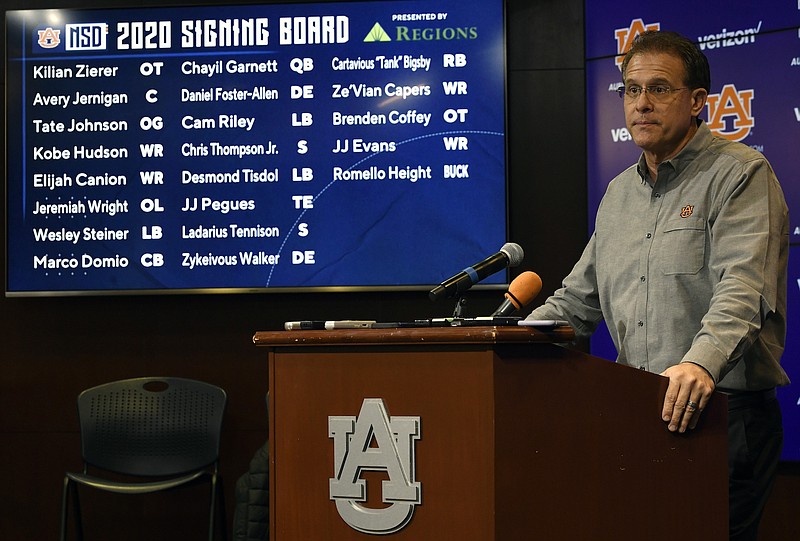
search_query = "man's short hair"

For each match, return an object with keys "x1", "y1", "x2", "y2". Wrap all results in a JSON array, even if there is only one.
[{"x1": 621, "y1": 30, "x2": 711, "y2": 92}]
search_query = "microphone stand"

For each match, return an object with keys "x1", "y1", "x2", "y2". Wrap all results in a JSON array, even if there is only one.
[{"x1": 452, "y1": 294, "x2": 467, "y2": 318}]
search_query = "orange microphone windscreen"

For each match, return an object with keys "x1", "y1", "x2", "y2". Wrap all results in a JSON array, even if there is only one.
[{"x1": 505, "y1": 271, "x2": 543, "y2": 309}]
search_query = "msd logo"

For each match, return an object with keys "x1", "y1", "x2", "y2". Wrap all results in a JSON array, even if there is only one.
[
  {"x1": 66, "y1": 23, "x2": 108, "y2": 51},
  {"x1": 706, "y1": 84, "x2": 755, "y2": 142},
  {"x1": 614, "y1": 18, "x2": 660, "y2": 70}
]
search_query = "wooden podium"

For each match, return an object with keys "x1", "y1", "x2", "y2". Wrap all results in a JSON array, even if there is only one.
[{"x1": 253, "y1": 326, "x2": 728, "y2": 540}]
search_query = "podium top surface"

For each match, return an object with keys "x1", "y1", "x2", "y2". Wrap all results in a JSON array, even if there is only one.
[{"x1": 253, "y1": 325, "x2": 575, "y2": 348}]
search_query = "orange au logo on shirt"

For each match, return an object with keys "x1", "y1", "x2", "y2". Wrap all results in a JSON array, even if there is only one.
[
  {"x1": 706, "y1": 84, "x2": 755, "y2": 142},
  {"x1": 680, "y1": 205, "x2": 694, "y2": 218},
  {"x1": 613, "y1": 18, "x2": 660, "y2": 70},
  {"x1": 37, "y1": 27, "x2": 61, "y2": 49}
]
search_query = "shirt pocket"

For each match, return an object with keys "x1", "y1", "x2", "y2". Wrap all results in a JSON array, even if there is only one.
[{"x1": 660, "y1": 216, "x2": 706, "y2": 275}]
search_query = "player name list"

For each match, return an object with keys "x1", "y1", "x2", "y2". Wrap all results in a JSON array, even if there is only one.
[{"x1": 14, "y1": 12, "x2": 502, "y2": 290}]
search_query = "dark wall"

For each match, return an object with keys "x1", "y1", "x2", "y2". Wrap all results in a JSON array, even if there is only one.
[{"x1": 1, "y1": 1, "x2": 794, "y2": 540}]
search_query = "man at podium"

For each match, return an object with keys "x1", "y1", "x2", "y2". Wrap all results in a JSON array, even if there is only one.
[{"x1": 526, "y1": 30, "x2": 789, "y2": 541}]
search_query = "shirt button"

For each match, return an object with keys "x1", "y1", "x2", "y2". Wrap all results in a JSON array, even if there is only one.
[
  {"x1": 654, "y1": 193, "x2": 661, "y2": 198},
  {"x1": 640, "y1": 276, "x2": 646, "y2": 282},
  {"x1": 637, "y1": 320, "x2": 644, "y2": 327},
  {"x1": 639, "y1": 366, "x2": 646, "y2": 370},
  {"x1": 646, "y1": 233, "x2": 652, "y2": 239}
]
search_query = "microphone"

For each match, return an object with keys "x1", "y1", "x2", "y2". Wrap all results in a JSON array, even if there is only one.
[
  {"x1": 491, "y1": 271, "x2": 542, "y2": 316},
  {"x1": 429, "y1": 243, "x2": 524, "y2": 301}
]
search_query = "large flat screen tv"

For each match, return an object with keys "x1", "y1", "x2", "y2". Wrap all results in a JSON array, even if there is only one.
[{"x1": 5, "y1": 0, "x2": 507, "y2": 296}]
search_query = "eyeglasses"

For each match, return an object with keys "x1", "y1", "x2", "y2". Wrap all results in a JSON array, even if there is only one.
[{"x1": 617, "y1": 84, "x2": 687, "y2": 101}]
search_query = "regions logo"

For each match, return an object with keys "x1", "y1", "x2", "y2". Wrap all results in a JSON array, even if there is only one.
[
  {"x1": 614, "y1": 18, "x2": 660, "y2": 70},
  {"x1": 395, "y1": 25, "x2": 477, "y2": 42},
  {"x1": 366, "y1": 21, "x2": 477, "y2": 43},
  {"x1": 364, "y1": 23, "x2": 391, "y2": 42},
  {"x1": 706, "y1": 84, "x2": 755, "y2": 142},
  {"x1": 65, "y1": 23, "x2": 108, "y2": 51},
  {"x1": 37, "y1": 27, "x2": 61, "y2": 49},
  {"x1": 329, "y1": 398, "x2": 421, "y2": 535}
]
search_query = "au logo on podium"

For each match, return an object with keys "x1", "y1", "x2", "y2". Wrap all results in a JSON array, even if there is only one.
[{"x1": 328, "y1": 398, "x2": 422, "y2": 534}]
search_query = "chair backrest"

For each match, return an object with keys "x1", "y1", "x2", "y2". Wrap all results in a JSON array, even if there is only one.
[{"x1": 77, "y1": 377, "x2": 227, "y2": 476}]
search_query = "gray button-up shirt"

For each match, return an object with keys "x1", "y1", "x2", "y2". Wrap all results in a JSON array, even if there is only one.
[{"x1": 529, "y1": 121, "x2": 790, "y2": 392}]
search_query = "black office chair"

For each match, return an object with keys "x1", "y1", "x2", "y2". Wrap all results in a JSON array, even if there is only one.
[{"x1": 60, "y1": 376, "x2": 227, "y2": 541}]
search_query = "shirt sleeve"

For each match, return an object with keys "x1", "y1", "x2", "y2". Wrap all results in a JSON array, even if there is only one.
[
  {"x1": 527, "y1": 232, "x2": 606, "y2": 340},
  {"x1": 681, "y1": 157, "x2": 788, "y2": 384}
]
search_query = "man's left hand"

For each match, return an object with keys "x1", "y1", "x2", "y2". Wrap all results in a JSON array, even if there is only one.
[{"x1": 660, "y1": 362, "x2": 715, "y2": 433}]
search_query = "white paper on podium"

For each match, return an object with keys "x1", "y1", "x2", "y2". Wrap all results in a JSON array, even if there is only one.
[{"x1": 517, "y1": 319, "x2": 570, "y2": 327}]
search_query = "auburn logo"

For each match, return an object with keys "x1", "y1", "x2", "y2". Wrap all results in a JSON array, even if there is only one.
[
  {"x1": 614, "y1": 18, "x2": 660, "y2": 70},
  {"x1": 329, "y1": 398, "x2": 421, "y2": 535},
  {"x1": 706, "y1": 84, "x2": 755, "y2": 142},
  {"x1": 680, "y1": 205, "x2": 694, "y2": 218},
  {"x1": 37, "y1": 27, "x2": 61, "y2": 49}
]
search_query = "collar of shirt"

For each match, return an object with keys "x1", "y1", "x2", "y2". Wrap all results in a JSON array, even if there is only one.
[{"x1": 635, "y1": 120, "x2": 714, "y2": 188}]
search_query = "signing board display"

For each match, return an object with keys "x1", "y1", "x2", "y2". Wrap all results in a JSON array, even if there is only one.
[{"x1": 5, "y1": 0, "x2": 507, "y2": 295}]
